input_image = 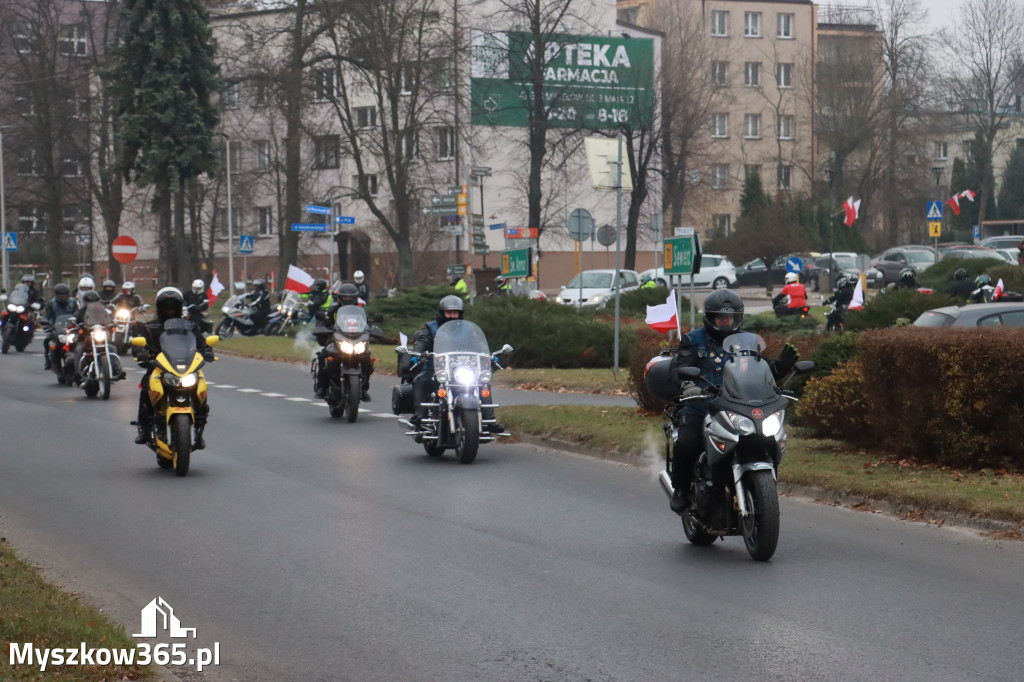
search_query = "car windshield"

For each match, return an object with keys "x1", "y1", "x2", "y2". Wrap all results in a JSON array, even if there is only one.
[
  {"x1": 831, "y1": 255, "x2": 857, "y2": 269},
  {"x1": 906, "y1": 250, "x2": 935, "y2": 264},
  {"x1": 434, "y1": 319, "x2": 490, "y2": 355},
  {"x1": 913, "y1": 311, "x2": 954, "y2": 327},
  {"x1": 742, "y1": 259, "x2": 765, "y2": 270},
  {"x1": 565, "y1": 272, "x2": 613, "y2": 288}
]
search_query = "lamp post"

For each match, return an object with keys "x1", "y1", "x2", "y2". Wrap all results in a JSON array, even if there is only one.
[
  {"x1": 218, "y1": 132, "x2": 235, "y2": 292},
  {"x1": 824, "y1": 166, "x2": 836, "y2": 258},
  {"x1": 0, "y1": 128, "x2": 8, "y2": 292}
]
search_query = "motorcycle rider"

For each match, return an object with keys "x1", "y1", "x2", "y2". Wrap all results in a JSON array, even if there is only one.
[
  {"x1": 41, "y1": 283, "x2": 78, "y2": 370},
  {"x1": 946, "y1": 268, "x2": 975, "y2": 303},
  {"x1": 312, "y1": 283, "x2": 372, "y2": 401},
  {"x1": 99, "y1": 279, "x2": 118, "y2": 304},
  {"x1": 111, "y1": 281, "x2": 145, "y2": 310},
  {"x1": 667, "y1": 289, "x2": 800, "y2": 513},
  {"x1": 303, "y1": 278, "x2": 332, "y2": 319},
  {"x1": 243, "y1": 278, "x2": 272, "y2": 333},
  {"x1": 894, "y1": 268, "x2": 919, "y2": 291},
  {"x1": 825, "y1": 275, "x2": 856, "y2": 309},
  {"x1": 352, "y1": 270, "x2": 370, "y2": 303},
  {"x1": 182, "y1": 279, "x2": 211, "y2": 333},
  {"x1": 131, "y1": 287, "x2": 214, "y2": 447},
  {"x1": 969, "y1": 274, "x2": 997, "y2": 303},
  {"x1": 772, "y1": 272, "x2": 807, "y2": 316},
  {"x1": 20, "y1": 274, "x2": 44, "y2": 306},
  {"x1": 71, "y1": 290, "x2": 114, "y2": 380},
  {"x1": 75, "y1": 276, "x2": 95, "y2": 307}
]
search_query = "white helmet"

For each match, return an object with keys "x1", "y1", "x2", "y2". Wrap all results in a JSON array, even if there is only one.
[
  {"x1": 784, "y1": 272, "x2": 799, "y2": 284},
  {"x1": 78, "y1": 276, "x2": 94, "y2": 291},
  {"x1": 191, "y1": 278, "x2": 205, "y2": 294},
  {"x1": 122, "y1": 281, "x2": 136, "y2": 294},
  {"x1": 353, "y1": 270, "x2": 365, "y2": 284}
]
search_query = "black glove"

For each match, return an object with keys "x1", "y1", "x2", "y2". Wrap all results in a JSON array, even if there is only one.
[
  {"x1": 132, "y1": 348, "x2": 150, "y2": 364},
  {"x1": 774, "y1": 343, "x2": 799, "y2": 375},
  {"x1": 202, "y1": 349, "x2": 215, "y2": 362}
]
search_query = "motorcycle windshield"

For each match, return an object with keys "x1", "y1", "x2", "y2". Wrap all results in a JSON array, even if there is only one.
[
  {"x1": 720, "y1": 333, "x2": 778, "y2": 404},
  {"x1": 333, "y1": 305, "x2": 368, "y2": 336},
  {"x1": 433, "y1": 320, "x2": 490, "y2": 355},
  {"x1": 158, "y1": 318, "x2": 198, "y2": 366},
  {"x1": 8, "y1": 286, "x2": 29, "y2": 306},
  {"x1": 280, "y1": 291, "x2": 302, "y2": 310},
  {"x1": 55, "y1": 314, "x2": 74, "y2": 330}
]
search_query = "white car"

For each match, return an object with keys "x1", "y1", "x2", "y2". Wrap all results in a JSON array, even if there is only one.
[
  {"x1": 558, "y1": 269, "x2": 641, "y2": 307},
  {"x1": 639, "y1": 254, "x2": 736, "y2": 290}
]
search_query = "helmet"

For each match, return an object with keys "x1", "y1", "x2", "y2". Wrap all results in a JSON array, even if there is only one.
[
  {"x1": 102, "y1": 279, "x2": 116, "y2": 291},
  {"x1": 122, "y1": 281, "x2": 136, "y2": 294},
  {"x1": 899, "y1": 268, "x2": 916, "y2": 285},
  {"x1": 311, "y1": 278, "x2": 328, "y2": 294},
  {"x1": 975, "y1": 273, "x2": 991, "y2": 287},
  {"x1": 836, "y1": 275, "x2": 852, "y2": 289},
  {"x1": 82, "y1": 290, "x2": 101, "y2": 304},
  {"x1": 191, "y1": 279, "x2": 204, "y2": 295},
  {"x1": 155, "y1": 286, "x2": 184, "y2": 321},
  {"x1": 54, "y1": 283, "x2": 70, "y2": 301},
  {"x1": 437, "y1": 294, "x2": 465, "y2": 323},
  {"x1": 78, "y1": 276, "x2": 94, "y2": 292},
  {"x1": 954, "y1": 268, "x2": 968, "y2": 282},
  {"x1": 494, "y1": 275, "x2": 505, "y2": 284},
  {"x1": 253, "y1": 278, "x2": 266, "y2": 291},
  {"x1": 702, "y1": 289, "x2": 744, "y2": 343},
  {"x1": 784, "y1": 272, "x2": 799, "y2": 284},
  {"x1": 21, "y1": 274, "x2": 35, "y2": 284},
  {"x1": 353, "y1": 270, "x2": 365, "y2": 284},
  {"x1": 335, "y1": 282, "x2": 358, "y2": 305}
]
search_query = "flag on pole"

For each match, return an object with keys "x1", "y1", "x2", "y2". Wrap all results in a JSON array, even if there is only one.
[
  {"x1": 284, "y1": 264, "x2": 315, "y2": 293},
  {"x1": 849, "y1": 276, "x2": 865, "y2": 310},
  {"x1": 947, "y1": 189, "x2": 976, "y2": 216},
  {"x1": 994, "y1": 278, "x2": 1004, "y2": 301},
  {"x1": 207, "y1": 271, "x2": 225, "y2": 306},
  {"x1": 843, "y1": 197, "x2": 862, "y2": 227},
  {"x1": 399, "y1": 332, "x2": 408, "y2": 348},
  {"x1": 645, "y1": 290, "x2": 679, "y2": 334}
]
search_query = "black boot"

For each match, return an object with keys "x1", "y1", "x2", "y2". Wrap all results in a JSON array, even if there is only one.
[
  {"x1": 361, "y1": 387, "x2": 371, "y2": 402},
  {"x1": 134, "y1": 419, "x2": 151, "y2": 445},
  {"x1": 43, "y1": 355, "x2": 51, "y2": 370},
  {"x1": 670, "y1": 488, "x2": 689, "y2": 514},
  {"x1": 193, "y1": 426, "x2": 206, "y2": 450}
]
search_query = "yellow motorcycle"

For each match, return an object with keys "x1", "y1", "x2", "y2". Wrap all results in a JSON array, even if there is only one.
[{"x1": 131, "y1": 319, "x2": 219, "y2": 476}]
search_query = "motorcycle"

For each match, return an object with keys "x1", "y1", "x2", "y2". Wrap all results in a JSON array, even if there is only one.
[
  {"x1": 0, "y1": 287, "x2": 41, "y2": 353},
  {"x1": 131, "y1": 319, "x2": 219, "y2": 476},
  {"x1": 215, "y1": 294, "x2": 264, "y2": 337},
  {"x1": 74, "y1": 321, "x2": 126, "y2": 400},
  {"x1": 771, "y1": 294, "x2": 810, "y2": 319},
  {"x1": 110, "y1": 304, "x2": 149, "y2": 354},
  {"x1": 313, "y1": 304, "x2": 380, "y2": 421},
  {"x1": 394, "y1": 320, "x2": 512, "y2": 464},
  {"x1": 266, "y1": 291, "x2": 310, "y2": 336},
  {"x1": 184, "y1": 303, "x2": 212, "y2": 335},
  {"x1": 45, "y1": 314, "x2": 78, "y2": 385},
  {"x1": 825, "y1": 302, "x2": 845, "y2": 333},
  {"x1": 646, "y1": 332, "x2": 813, "y2": 561}
]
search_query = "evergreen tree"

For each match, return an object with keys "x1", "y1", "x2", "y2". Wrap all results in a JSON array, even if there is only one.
[
  {"x1": 997, "y1": 146, "x2": 1024, "y2": 220},
  {"x1": 948, "y1": 132, "x2": 997, "y2": 239},
  {"x1": 739, "y1": 170, "x2": 771, "y2": 218},
  {"x1": 106, "y1": 0, "x2": 220, "y2": 284}
]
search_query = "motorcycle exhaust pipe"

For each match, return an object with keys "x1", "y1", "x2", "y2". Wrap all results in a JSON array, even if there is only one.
[{"x1": 658, "y1": 470, "x2": 674, "y2": 499}]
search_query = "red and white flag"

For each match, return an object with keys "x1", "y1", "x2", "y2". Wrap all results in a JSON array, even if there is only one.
[
  {"x1": 849, "y1": 276, "x2": 865, "y2": 310},
  {"x1": 207, "y1": 271, "x2": 225, "y2": 306},
  {"x1": 947, "y1": 189, "x2": 976, "y2": 216},
  {"x1": 843, "y1": 197, "x2": 861, "y2": 227},
  {"x1": 994, "y1": 278, "x2": 1004, "y2": 301},
  {"x1": 284, "y1": 264, "x2": 314, "y2": 293},
  {"x1": 645, "y1": 290, "x2": 679, "y2": 334}
]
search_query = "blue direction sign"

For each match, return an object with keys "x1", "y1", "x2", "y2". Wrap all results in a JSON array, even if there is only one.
[
  {"x1": 489, "y1": 222, "x2": 506, "y2": 231},
  {"x1": 291, "y1": 223, "x2": 328, "y2": 232},
  {"x1": 785, "y1": 256, "x2": 803, "y2": 274},
  {"x1": 239, "y1": 234, "x2": 254, "y2": 253},
  {"x1": 926, "y1": 201, "x2": 943, "y2": 219},
  {"x1": 305, "y1": 204, "x2": 331, "y2": 215},
  {"x1": 3, "y1": 232, "x2": 16, "y2": 251},
  {"x1": 335, "y1": 216, "x2": 355, "y2": 225}
]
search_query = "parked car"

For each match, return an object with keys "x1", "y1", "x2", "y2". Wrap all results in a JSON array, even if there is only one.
[
  {"x1": 557, "y1": 269, "x2": 640, "y2": 307},
  {"x1": 732, "y1": 255, "x2": 812, "y2": 287},
  {"x1": 913, "y1": 302, "x2": 1024, "y2": 328},
  {"x1": 639, "y1": 254, "x2": 736, "y2": 290},
  {"x1": 996, "y1": 247, "x2": 1020, "y2": 264},
  {"x1": 803, "y1": 252, "x2": 883, "y2": 292},
  {"x1": 937, "y1": 244, "x2": 1012, "y2": 262},
  {"x1": 873, "y1": 246, "x2": 937, "y2": 285},
  {"x1": 980, "y1": 235, "x2": 1023, "y2": 250}
]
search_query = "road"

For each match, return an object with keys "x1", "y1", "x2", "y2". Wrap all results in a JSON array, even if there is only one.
[{"x1": 1, "y1": 340, "x2": 1022, "y2": 681}]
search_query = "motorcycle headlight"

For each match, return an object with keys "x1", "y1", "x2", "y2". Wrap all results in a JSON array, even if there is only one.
[
  {"x1": 762, "y1": 411, "x2": 784, "y2": 437},
  {"x1": 91, "y1": 328, "x2": 107, "y2": 342},
  {"x1": 339, "y1": 340, "x2": 355, "y2": 354},
  {"x1": 16, "y1": 305, "x2": 25, "y2": 313},
  {"x1": 728, "y1": 412, "x2": 757, "y2": 436},
  {"x1": 164, "y1": 372, "x2": 197, "y2": 388},
  {"x1": 434, "y1": 369, "x2": 449, "y2": 383},
  {"x1": 58, "y1": 334, "x2": 67, "y2": 343},
  {"x1": 453, "y1": 366, "x2": 477, "y2": 386},
  {"x1": 67, "y1": 333, "x2": 76, "y2": 344},
  {"x1": 115, "y1": 309, "x2": 130, "y2": 321},
  {"x1": 480, "y1": 370, "x2": 492, "y2": 383}
]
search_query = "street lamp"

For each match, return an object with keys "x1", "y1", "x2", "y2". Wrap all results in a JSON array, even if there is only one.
[
  {"x1": 824, "y1": 166, "x2": 836, "y2": 258},
  {"x1": 0, "y1": 128, "x2": 8, "y2": 292},
  {"x1": 217, "y1": 132, "x2": 235, "y2": 292}
]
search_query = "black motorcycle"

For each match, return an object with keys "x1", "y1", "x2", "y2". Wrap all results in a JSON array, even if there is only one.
[
  {"x1": 46, "y1": 314, "x2": 78, "y2": 385},
  {"x1": 266, "y1": 291, "x2": 310, "y2": 336},
  {"x1": 315, "y1": 304, "x2": 379, "y2": 421},
  {"x1": 825, "y1": 302, "x2": 845, "y2": 333},
  {"x1": 0, "y1": 287, "x2": 40, "y2": 354},
  {"x1": 646, "y1": 333, "x2": 813, "y2": 561}
]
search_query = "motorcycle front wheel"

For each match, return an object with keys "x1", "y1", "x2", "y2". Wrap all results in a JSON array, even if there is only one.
[
  {"x1": 1, "y1": 327, "x2": 10, "y2": 354},
  {"x1": 171, "y1": 413, "x2": 192, "y2": 476},
  {"x1": 454, "y1": 410, "x2": 480, "y2": 464},
  {"x1": 265, "y1": 321, "x2": 282, "y2": 336},
  {"x1": 99, "y1": 358, "x2": 111, "y2": 400},
  {"x1": 742, "y1": 470, "x2": 780, "y2": 561},
  {"x1": 345, "y1": 374, "x2": 360, "y2": 423},
  {"x1": 215, "y1": 319, "x2": 234, "y2": 339}
]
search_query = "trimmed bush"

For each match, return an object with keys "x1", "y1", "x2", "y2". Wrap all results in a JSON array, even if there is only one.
[
  {"x1": 844, "y1": 289, "x2": 953, "y2": 331},
  {"x1": 744, "y1": 311, "x2": 819, "y2": 335},
  {"x1": 617, "y1": 286, "x2": 692, "y2": 319},
  {"x1": 809, "y1": 332, "x2": 860, "y2": 378},
  {"x1": 917, "y1": 257, "x2": 1008, "y2": 291},
  {"x1": 796, "y1": 361, "x2": 870, "y2": 442}
]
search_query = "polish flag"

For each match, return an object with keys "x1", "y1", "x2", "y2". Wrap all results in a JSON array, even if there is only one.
[
  {"x1": 284, "y1": 264, "x2": 314, "y2": 293},
  {"x1": 843, "y1": 197, "x2": 861, "y2": 227},
  {"x1": 849, "y1": 276, "x2": 865, "y2": 310},
  {"x1": 947, "y1": 189, "x2": 976, "y2": 216},
  {"x1": 207, "y1": 271, "x2": 225, "y2": 306},
  {"x1": 645, "y1": 290, "x2": 679, "y2": 334},
  {"x1": 994, "y1": 278, "x2": 1004, "y2": 301}
]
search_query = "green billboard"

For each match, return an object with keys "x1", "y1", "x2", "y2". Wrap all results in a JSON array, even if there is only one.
[
  {"x1": 471, "y1": 31, "x2": 654, "y2": 129},
  {"x1": 664, "y1": 236, "x2": 695, "y2": 275},
  {"x1": 501, "y1": 247, "x2": 532, "y2": 278}
]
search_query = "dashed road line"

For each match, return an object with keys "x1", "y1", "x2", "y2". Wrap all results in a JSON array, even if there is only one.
[
  {"x1": 260, "y1": 392, "x2": 286, "y2": 398},
  {"x1": 237, "y1": 388, "x2": 261, "y2": 393}
]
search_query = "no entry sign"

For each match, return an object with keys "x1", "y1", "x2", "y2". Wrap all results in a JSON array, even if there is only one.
[{"x1": 112, "y1": 235, "x2": 138, "y2": 264}]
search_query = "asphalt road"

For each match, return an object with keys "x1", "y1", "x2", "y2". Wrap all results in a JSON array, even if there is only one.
[{"x1": 1, "y1": 340, "x2": 1022, "y2": 681}]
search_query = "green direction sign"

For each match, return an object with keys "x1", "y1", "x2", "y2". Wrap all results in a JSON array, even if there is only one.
[
  {"x1": 471, "y1": 31, "x2": 654, "y2": 129},
  {"x1": 501, "y1": 247, "x2": 532, "y2": 278},
  {"x1": 664, "y1": 236, "x2": 695, "y2": 275}
]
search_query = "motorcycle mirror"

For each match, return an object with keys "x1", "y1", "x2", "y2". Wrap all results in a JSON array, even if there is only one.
[
  {"x1": 130, "y1": 337, "x2": 147, "y2": 348},
  {"x1": 499, "y1": 344, "x2": 513, "y2": 354},
  {"x1": 793, "y1": 360, "x2": 814, "y2": 373},
  {"x1": 142, "y1": 304, "x2": 151, "y2": 312},
  {"x1": 679, "y1": 366, "x2": 701, "y2": 379},
  {"x1": 31, "y1": 302, "x2": 41, "y2": 310},
  {"x1": 0, "y1": 294, "x2": 7, "y2": 302},
  {"x1": 206, "y1": 335, "x2": 220, "y2": 346},
  {"x1": 370, "y1": 312, "x2": 384, "y2": 323}
]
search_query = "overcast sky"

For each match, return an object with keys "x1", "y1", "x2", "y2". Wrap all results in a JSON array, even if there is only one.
[{"x1": 817, "y1": 0, "x2": 964, "y2": 35}]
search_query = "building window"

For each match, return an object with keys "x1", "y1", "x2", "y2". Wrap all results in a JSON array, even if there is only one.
[
  {"x1": 221, "y1": 83, "x2": 240, "y2": 110},
  {"x1": 711, "y1": 60, "x2": 728, "y2": 87},
  {"x1": 905, "y1": 154, "x2": 917, "y2": 166},
  {"x1": 19, "y1": 206, "x2": 43, "y2": 233},
  {"x1": 712, "y1": 164, "x2": 729, "y2": 190},
  {"x1": 1017, "y1": 138, "x2": 1024, "y2": 151},
  {"x1": 13, "y1": 21, "x2": 36, "y2": 54},
  {"x1": 778, "y1": 115, "x2": 794, "y2": 140},
  {"x1": 355, "y1": 106, "x2": 377, "y2": 129},
  {"x1": 713, "y1": 214, "x2": 731, "y2": 235},
  {"x1": 399, "y1": 66, "x2": 415, "y2": 95},
  {"x1": 712, "y1": 113, "x2": 728, "y2": 138},
  {"x1": 253, "y1": 82, "x2": 270, "y2": 108},
  {"x1": 215, "y1": 208, "x2": 242, "y2": 238},
  {"x1": 257, "y1": 207, "x2": 274, "y2": 236},
  {"x1": 353, "y1": 173, "x2": 378, "y2": 197},
  {"x1": 777, "y1": 164, "x2": 792, "y2": 190},
  {"x1": 744, "y1": 12, "x2": 761, "y2": 38},
  {"x1": 745, "y1": 62, "x2": 760, "y2": 87},
  {"x1": 254, "y1": 140, "x2": 272, "y2": 170},
  {"x1": 314, "y1": 135, "x2": 340, "y2": 169},
  {"x1": 313, "y1": 68, "x2": 338, "y2": 102},
  {"x1": 17, "y1": 148, "x2": 41, "y2": 176},
  {"x1": 935, "y1": 141, "x2": 948, "y2": 160},
  {"x1": 228, "y1": 141, "x2": 242, "y2": 173},
  {"x1": 62, "y1": 204, "x2": 89, "y2": 234},
  {"x1": 777, "y1": 13, "x2": 794, "y2": 39},
  {"x1": 744, "y1": 114, "x2": 761, "y2": 139},
  {"x1": 58, "y1": 24, "x2": 88, "y2": 56},
  {"x1": 61, "y1": 155, "x2": 84, "y2": 177},
  {"x1": 438, "y1": 126, "x2": 456, "y2": 159},
  {"x1": 745, "y1": 165, "x2": 762, "y2": 179},
  {"x1": 777, "y1": 63, "x2": 792, "y2": 88},
  {"x1": 711, "y1": 10, "x2": 728, "y2": 37},
  {"x1": 399, "y1": 129, "x2": 419, "y2": 159}
]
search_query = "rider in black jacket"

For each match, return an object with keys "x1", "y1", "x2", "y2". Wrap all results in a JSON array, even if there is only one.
[{"x1": 182, "y1": 279, "x2": 211, "y2": 333}]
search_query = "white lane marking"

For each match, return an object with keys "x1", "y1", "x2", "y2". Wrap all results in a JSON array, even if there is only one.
[
  {"x1": 287, "y1": 397, "x2": 312, "y2": 402},
  {"x1": 261, "y1": 392, "x2": 286, "y2": 397},
  {"x1": 215, "y1": 384, "x2": 236, "y2": 389},
  {"x1": 371, "y1": 413, "x2": 400, "y2": 419},
  {"x1": 237, "y1": 388, "x2": 261, "y2": 393}
]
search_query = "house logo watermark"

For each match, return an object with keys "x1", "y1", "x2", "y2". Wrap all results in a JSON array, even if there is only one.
[{"x1": 134, "y1": 596, "x2": 196, "y2": 638}]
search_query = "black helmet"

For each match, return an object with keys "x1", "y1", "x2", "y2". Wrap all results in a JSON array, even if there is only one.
[
  {"x1": 899, "y1": 268, "x2": 916, "y2": 285},
  {"x1": 82, "y1": 290, "x2": 101, "y2": 304},
  {"x1": 54, "y1": 283, "x2": 70, "y2": 301},
  {"x1": 336, "y1": 282, "x2": 358, "y2": 305},
  {"x1": 954, "y1": 268, "x2": 968, "y2": 281},
  {"x1": 975, "y1": 273, "x2": 991, "y2": 287},
  {"x1": 155, "y1": 286, "x2": 184, "y2": 321},
  {"x1": 311, "y1": 278, "x2": 328, "y2": 294},
  {"x1": 102, "y1": 279, "x2": 116, "y2": 291},
  {"x1": 702, "y1": 289, "x2": 744, "y2": 343},
  {"x1": 437, "y1": 294, "x2": 465, "y2": 323}
]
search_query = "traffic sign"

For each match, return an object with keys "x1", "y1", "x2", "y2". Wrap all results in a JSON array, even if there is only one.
[
  {"x1": 111, "y1": 235, "x2": 138, "y2": 264},
  {"x1": 785, "y1": 256, "x2": 803, "y2": 274},
  {"x1": 929, "y1": 221, "x2": 942, "y2": 238},
  {"x1": 432, "y1": 195, "x2": 459, "y2": 206},
  {"x1": 505, "y1": 227, "x2": 539, "y2": 239},
  {"x1": 596, "y1": 224, "x2": 617, "y2": 247},
  {"x1": 973, "y1": 225, "x2": 981, "y2": 240},
  {"x1": 471, "y1": 166, "x2": 491, "y2": 177},
  {"x1": 336, "y1": 216, "x2": 355, "y2": 225},
  {"x1": 445, "y1": 264, "x2": 467, "y2": 281},
  {"x1": 3, "y1": 232, "x2": 16, "y2": 252},
  {"x1": 422, "y1": 206, "x2": 459, "y2": 216},
  {"x1": 472, "y1": 215, "x2": 485, "y2": 227},
  {"x1": 501, "y1": 248, "x2": 532, "y2": 278},
  {"x1": 291, "y1": 223, "x2": 328, "y2": 232},
  {"x1": 664, "y1": 236, "x2": 695, "y2": 275},
  {"x1": 926, "y1": 201, "x2": 943, "y2": 219},
  {"x1": 239, "y1": 235, "x2": 254, "y2": 254},
  {"x1": 489, "y1": 222, "x2": 506, "y2": 231},
  {"x1": 306, "y1": 204, "x2": 331, "y2": 215},
  {"x1": 568, "y1": 208, "x2": 594, "y2": 241}
]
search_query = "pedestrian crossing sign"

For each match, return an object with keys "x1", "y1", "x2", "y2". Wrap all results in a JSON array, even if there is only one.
[
  {"x1": 926, "y1": 201, "x2": 943, "y2": 219},
  {"x1": 3, "y1": 232, "x2": 16, "y2": 251},
  {"x1": 239, "y1": 234, "x2": 254, "y2": 253}
]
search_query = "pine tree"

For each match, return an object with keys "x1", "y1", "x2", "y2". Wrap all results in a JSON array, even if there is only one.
[
  {"x1": 739, "y1": 170, "x2": 771, "y2": 218},
  {"x1": 997, "y1": 146, "x2": 1024, "y2": 220}
]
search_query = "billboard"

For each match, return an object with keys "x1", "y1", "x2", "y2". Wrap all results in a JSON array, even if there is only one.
[{"x1": 471, "y1": 31, "x2": 654, "y2": 129}]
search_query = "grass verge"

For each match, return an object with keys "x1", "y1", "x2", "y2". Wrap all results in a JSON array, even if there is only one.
[
  {"x1": 498, "y1": 405, "x2": 1024, "y2": 527},
  {"x1": 0, "y1": 539, "x2": 151, "y2": 680}
]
